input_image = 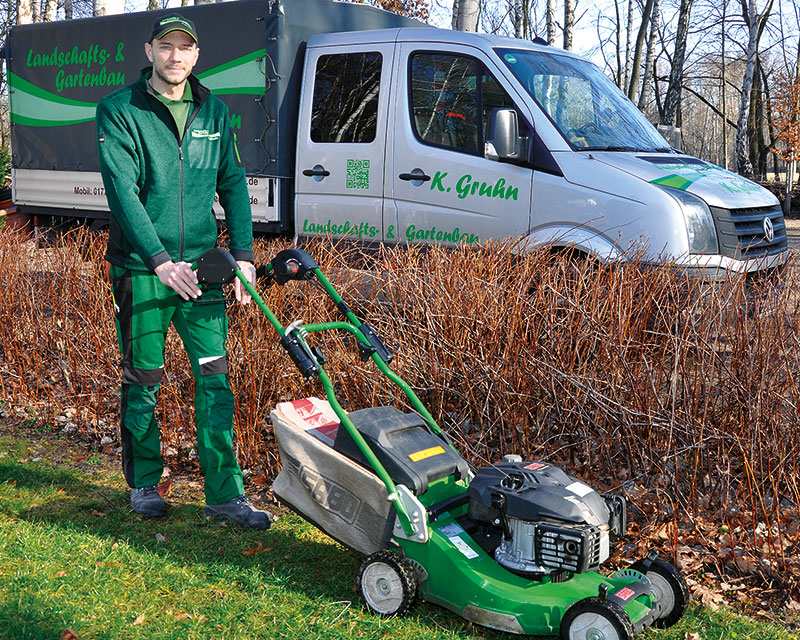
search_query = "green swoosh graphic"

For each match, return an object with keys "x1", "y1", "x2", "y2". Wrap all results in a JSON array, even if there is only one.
[
  {"x1": 9, "y1": 70, "x2": 97, "y2": 126},
  {"x1": 196, "y1": 49, "x2": 266, "y2": 95}
]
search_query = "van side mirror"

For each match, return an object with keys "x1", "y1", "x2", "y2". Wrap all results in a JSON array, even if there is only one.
[{"x1": 485, "y1": 108, "x2": 520, "y2": 162}]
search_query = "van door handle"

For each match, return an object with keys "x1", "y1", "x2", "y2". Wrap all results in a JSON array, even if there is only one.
[
  {"x1": 303, "y1": 166, "x2": 330, "y2": 178},
  {"x1": 399, "y1": 170, "x2": 431, "y2": 182}
]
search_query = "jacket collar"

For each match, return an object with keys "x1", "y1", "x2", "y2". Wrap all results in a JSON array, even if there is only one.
[{"x1": 137, "y1": 67, "x2": 210, "y2": 107}]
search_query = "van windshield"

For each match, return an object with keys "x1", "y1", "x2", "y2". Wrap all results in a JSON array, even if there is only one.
[{"x1": 496, "y1": 48, "x2": 672, "y2": 153}]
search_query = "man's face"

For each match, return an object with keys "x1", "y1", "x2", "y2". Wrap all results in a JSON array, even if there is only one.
[{"x1": 144, "y1": 30, "x2": 199, "y2": 87}]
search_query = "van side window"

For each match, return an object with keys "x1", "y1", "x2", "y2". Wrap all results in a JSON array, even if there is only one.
[
  {"x1": 410, "y1": 53, "x2": 524, "y2": 155},
  {"x1": 310, "y1": 52, "x2": 382, "y2": 144}
]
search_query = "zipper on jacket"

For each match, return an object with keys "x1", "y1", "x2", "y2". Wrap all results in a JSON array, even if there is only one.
[
  {"x1": 177, "y1": 94, "x2": 205, "y2": 262},
  {"x1": 178, "y1": 145, "x2": 185, "y2": 261}
]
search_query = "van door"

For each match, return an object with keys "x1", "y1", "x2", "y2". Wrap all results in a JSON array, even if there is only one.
[
  {"x1": 387, "y1": 45, "x2": 533, "y2": 246},
  {"x1": 295, "y1": 43, "x2": 394, "y2": 243}
]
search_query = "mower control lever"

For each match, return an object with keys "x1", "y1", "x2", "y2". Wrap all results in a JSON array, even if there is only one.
[
  {"x1": 491, "y1": 493, "x2": 514, "y2": 542},
  {"x1": 356, "y1": 323, "x2": 394, "y2": 364},
  {"x1": 281, "y1": 322, "x2": 321, "y2": 380}
]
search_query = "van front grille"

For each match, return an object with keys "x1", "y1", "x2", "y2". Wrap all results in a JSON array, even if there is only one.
[{"x1": 710, "y1": 204, "x2": 787, "y2": 260}]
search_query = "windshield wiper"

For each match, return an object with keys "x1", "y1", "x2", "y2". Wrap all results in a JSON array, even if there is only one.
[{"x1": 581, "y1": 145, "x2": 639, "y2": 152}]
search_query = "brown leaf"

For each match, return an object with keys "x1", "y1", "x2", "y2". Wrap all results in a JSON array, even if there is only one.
[
  {"x1": 250, "y1": 473, "x2": 269, "y2": 486},
  {"x1": 242, "y1": 541, "x2": 271, "y2": 556},
  {"x1": 175, "y1": 612, "x2": 192, "y2": 620},
  {"x1": 684, "y1": 633, "x2": 702, "y2": 640},
  {"x1": 53, "y1": 570, "x2": 68, "y2": 578},
  {"x1": 132, "y1": 613, "x2": 146, "y2": 626},
  {"x1": 158, "y1": 480, "x2": 174, "y2": 497},
  {"x1": 91, "y1": 510, "x2": 107, "y2": 517},
  {"x1": 59, "y1": 630, "x2": 79, "y2": 640}
]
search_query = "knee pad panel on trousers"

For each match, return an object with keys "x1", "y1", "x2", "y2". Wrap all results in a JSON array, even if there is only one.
[{"x1": 122, "y1": 365, "x2": 164, "y2": 387}]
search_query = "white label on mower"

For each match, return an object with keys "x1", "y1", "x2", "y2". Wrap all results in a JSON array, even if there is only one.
[
  {"x1": 566, "y1": 481, "x2": 594, "y2": 497},
  {"x1": 439, "y1": 523, "x2": 465, "y2": 537},
  {"x1": 449, "y1": 535, "x2": 479, "y2": 559}
]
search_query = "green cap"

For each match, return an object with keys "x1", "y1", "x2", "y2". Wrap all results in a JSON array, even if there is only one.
[{"x1": 149, "y1": 14, "x2": 198, "y2": 44}]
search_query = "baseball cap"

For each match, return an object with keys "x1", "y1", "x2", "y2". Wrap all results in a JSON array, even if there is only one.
[{"x1": 149, "y1": 14, "x2": 198, "y2": 44}]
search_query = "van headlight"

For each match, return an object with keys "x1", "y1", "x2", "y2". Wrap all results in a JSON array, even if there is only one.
[{"x1": 658, "y1": 186, "x2": 718, "y2": 254}]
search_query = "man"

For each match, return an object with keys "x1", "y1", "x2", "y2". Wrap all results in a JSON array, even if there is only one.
[{"x1": 96, "y1": 14, "x2": 271, "y2": 529}]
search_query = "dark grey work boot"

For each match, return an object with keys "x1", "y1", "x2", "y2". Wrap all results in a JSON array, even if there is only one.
[
  {"x1": 204, "y1": 495, "x2": 273, "y2": 530},
  {"x1": 130, "y1": 485, "x2": 167, "y2": 517}
]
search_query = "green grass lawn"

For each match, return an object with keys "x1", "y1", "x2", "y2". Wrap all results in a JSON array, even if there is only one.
[{"x1": 0, "y1": 429, "x2": 796, "y2": 640}]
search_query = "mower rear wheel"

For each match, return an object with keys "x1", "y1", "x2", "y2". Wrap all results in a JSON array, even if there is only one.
[
  {"x1": 356, "y1": 550, "x2": 417, "y2": 617},
  {"x1": 560, "y1": 597, "x2": 634, "y2": 640},
  {"x1": 632, "y1": 557, "x2": 689, "y2": 628}
]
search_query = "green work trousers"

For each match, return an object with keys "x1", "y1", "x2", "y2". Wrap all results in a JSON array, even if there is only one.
[{"x1": 110, "y1": 265, "x2": 244, "y2": 505}]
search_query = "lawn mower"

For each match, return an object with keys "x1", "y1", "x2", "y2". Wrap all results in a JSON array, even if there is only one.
[{"x1": 195, "y1": 247, "x2": 689, "y2": 639}]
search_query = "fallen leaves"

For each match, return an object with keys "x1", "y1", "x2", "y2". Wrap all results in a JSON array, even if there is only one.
[
  {"x1": 59, "y1": 630, "x2": 79, "y2": 640},
  {"x1": 157, "y1": 480, "x2": 174, "y2": 497},
  {"x1": 242, "y1": 541, "x2": 271, "y2": 556},
  {"x1": 132, "y1": 613, "x2": 146, "y2": 626}
]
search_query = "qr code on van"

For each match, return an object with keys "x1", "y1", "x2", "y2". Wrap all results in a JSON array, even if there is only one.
[{"x1": 346, "y1": 159, "x2": 370, "y2": 189}]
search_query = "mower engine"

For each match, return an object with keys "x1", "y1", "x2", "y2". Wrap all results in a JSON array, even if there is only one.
[{"x1": 466, "y1": 456, "x2": 626, "y2": 577}]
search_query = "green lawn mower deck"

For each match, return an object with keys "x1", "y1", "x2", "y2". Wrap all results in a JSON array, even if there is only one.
[{"x1": 195, "y1": 247, "x2": 689, "y2": 639}]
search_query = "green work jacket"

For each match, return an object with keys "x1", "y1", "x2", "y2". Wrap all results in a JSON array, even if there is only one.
[{"x1": 96, "y1": 69, "x2": 253, "y2": 271}]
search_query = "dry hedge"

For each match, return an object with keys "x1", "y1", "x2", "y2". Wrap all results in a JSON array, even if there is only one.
[{"x1": 3, "y1": 228, "x2": 800, "y2": 595}]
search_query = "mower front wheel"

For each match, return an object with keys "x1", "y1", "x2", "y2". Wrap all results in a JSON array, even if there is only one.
[
  {"x1": 356, "y1": 550, "x2": 417, "y2": 617},
  {"x1": 560, "y1": 597, "x2": 634, "y2": 640}
]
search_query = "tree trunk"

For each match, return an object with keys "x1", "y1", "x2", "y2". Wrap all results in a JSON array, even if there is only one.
[
  {"x1": 43, "y1": 0, "x2": 57, "y2": 21},
  {"x1": 513, "y1": 0, "x2": 523, "y2": 38},
  {"x1": 17, "y1": 0, "x2": 33, "y2": 24},
  {"x1": 148, "y1": 0, "x2": 159, "y2": 11},
  {"x1": 563, "y1": 0, "x2": 574, "y2": 50},
  {"x1": 613, "y1": 0, "x2": 623, "y2": 88},
  {"x1": 735, "y1": 0, "x2": 773, "y2": 177},
  {"x1": 64, "y1": 0, "x2": 73, "y2": 19},
  {"x1": 637, "y1": 0, "x2": 661, "y2": 109},
  {"x1": 546, "y1": 0, "x2": 557, "y2": 45},
  {"x1": 627, "y1": 0, "x2": 654, "y2": 100},
  {"x1": 662, "y1": 0, "x2": 694, "y2": 126},
  {"x1": 94, "y1": 0, "x2": 125, "y2": 16},
  {"x1": 747, "y1": 57, "x2": 766, "y2": 179},
  {"x1": 787, "y1": 158, "x2": 795, "y2": 216},
  {"x1": 721, "y1": 0, "x2": 728, "y2": 168},
  {"x1": 623, "y1": 0, "x2": 634, "y2": 91},
  {"x1": 453, "y1": 0, "x2": 479, "y2": 32}
]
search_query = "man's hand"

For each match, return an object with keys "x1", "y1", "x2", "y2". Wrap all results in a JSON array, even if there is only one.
[
  {"x1": 154, "y1": 261, "x2": 201, "y2": 300},
  {"x1": 235, "y1": 261, "x2": 256, "y2": 305}
]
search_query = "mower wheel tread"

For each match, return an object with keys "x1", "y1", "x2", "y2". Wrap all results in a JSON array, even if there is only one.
[
  {"x1": 356, "y1": 550, "x2": 417, "y2": 617},
  {"x1": 560, "y1": 596, "x2": 634, "y2": 640},
  {"x1": 631, "y1": 556, "x2": 689, "y2": 628}
]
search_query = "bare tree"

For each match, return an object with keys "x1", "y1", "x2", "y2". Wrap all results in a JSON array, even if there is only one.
[
  {"x1": 638, "y1": 0, "x2": 662, "y2": 109},
  {"x1": 662, "y1": 0, "x2": 695, "y2": 126},
  {"x1": 453, "y1": 0, "x2": 479, "y2": 31},
  {"x1": 43, "y1": 0, "x2": 57, "y2": 21},
  {"x1": 564, "y1": 0, "x2": 574, "y2": 49},
  {"x1": 735, "y1": 0, "x2": 774, "y2": 176},
  {"x1": 546, "y1": 0, "x2": 556, "y2": 44},
  {"x1": 93, "y1": 0, "x2": 124, "y2": 16},
  {"x1": 627, "y1": 0, "x2": 654, "y2": 100},
  {"x1": 17, "y1": 0, "x2": 32, "y2": 24}
]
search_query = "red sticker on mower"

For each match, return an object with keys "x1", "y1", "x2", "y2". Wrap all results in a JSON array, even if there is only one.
[
  {"x1": 525, "y1": 462, "x2": 546, "y2": 471},
  {"x1": 287, "y1": 398, "x2": 339, "y2": 445},
  {"x1": 614, "y1": 587, "x2": 635, "y2": 602}
]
